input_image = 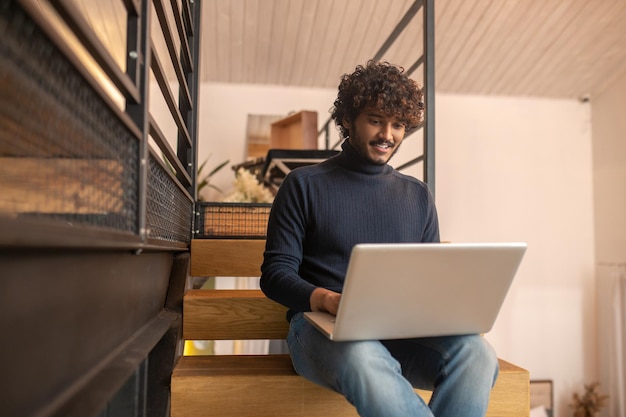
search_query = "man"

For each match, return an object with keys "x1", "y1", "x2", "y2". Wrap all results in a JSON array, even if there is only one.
[{"x1": 260, "y1": 61, "x2": 498, "y2": 417}]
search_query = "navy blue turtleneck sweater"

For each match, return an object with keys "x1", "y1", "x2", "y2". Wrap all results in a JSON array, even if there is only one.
[{"x1": 260, "y1": 140, "x2": 440, "y2": 320}]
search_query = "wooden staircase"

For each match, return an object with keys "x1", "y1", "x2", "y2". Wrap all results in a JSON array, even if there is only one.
[{"x1": 171, "y1": 239, "x2": 530, "y2": 417}]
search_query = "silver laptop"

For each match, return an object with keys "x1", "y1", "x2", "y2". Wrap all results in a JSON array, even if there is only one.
[{"x1": 304, "y1": 242, "x2": 527, "y2": 341}]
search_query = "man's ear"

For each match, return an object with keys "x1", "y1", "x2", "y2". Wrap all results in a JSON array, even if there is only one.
[{"x1": 342, "y1": 117, "x2": 351, "y2": 129}]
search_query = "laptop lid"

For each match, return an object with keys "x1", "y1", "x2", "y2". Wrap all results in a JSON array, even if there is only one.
[{"x1": 304, "y1": 242, "x2": 527, "y2": 341}]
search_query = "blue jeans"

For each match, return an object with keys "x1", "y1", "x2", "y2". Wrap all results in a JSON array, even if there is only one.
[{"x1": 287, "y1": 313, "x2": 499, "y2": 417}]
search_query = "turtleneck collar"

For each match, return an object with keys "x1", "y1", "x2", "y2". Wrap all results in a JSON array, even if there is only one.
[{"x1": 333, "y1": 139, "x2": 392, "y2": 175}]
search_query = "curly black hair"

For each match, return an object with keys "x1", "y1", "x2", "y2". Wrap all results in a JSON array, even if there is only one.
[{"x1": 330, "y1": 60, "x2": 425, "y2": 139}]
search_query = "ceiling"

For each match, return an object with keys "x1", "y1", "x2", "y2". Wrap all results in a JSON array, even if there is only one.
[
  {"x1": 199, "y1": 0, "x2": 626, "y2": 100},
  {"x1": 38, "y1": 0, "x2": 626, "y2": 101}
]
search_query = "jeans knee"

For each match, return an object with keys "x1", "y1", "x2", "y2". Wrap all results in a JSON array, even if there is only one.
[
  {"x1": 461, "y1": 335, "x2": 499, "y2": 383},
  {"x1": 339, "y1": 341, "x2": 401, "y2": 380}
]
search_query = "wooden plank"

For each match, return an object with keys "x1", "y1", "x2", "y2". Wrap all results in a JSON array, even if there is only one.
[
  {"x1": 487, "y1": 359, "x2": 530, "y2": 417},
  {"x1": 0, "y1": 157, "x2": 123, "y2": 214},
  {"x1": 298, "y1": 0, "x2": 335, "y2": 87},
  {"x1": 183, "y1": 289, "x2": 289, "y2": 340},
  {"x1": 227, "y1": 0, "x2": 245, "y2": 83},
  {"x1": 184, "y1": 238, "x2": 529, "y2": 416},
  {"x1": 173, "y1": 354, "x2": 296, "y2": 377},
  {"x1": 246, "y1": 142, "x2": 270, "y2": 159},
  {"x1": 277, "y1": 0, "x2": 305, "y2": 85},
  {"x1": 190, "y1": 239, "x2": 266, "y2": 277},
  {"x1": 173, "y1": 373, "x2": 358, "y2": 417},
  {"x1": 270, "y1": 111, "x2": 318, "y2": 150},
  {"x1": 172, "y1": 355, "x2": 529, "y2": 417}
]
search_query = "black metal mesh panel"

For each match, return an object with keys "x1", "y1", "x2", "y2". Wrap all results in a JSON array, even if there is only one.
[
  {"x1": 146, "y1": 153, "x2": 192, "y2": 243},
  {"x1": 196, "y1": 202, "x2": 271, "y2": 239},
  {"x1": 0, "y1": 1, "x2": 138, "y2": 233}
]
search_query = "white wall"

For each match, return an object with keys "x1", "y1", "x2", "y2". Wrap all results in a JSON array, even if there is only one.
[
  {"x1": 591, "y1": 71, "x2": 626, "y2": 417},
  {"x1": 196, "y1": 83, "x2": 340, "y2": 201},
  {"x1": 592, "y1": 72, "x2": 626, "y2": 263},
  {"x1": 435, "y1": 94, "x2": 595, "y2": 416},
  {"x1": 187, "y1": 83, "x2": 597, "y2": 417}
]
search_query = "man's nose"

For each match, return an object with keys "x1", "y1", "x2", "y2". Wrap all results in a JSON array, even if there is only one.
[{"x1": 379, "y1": 123, "x2": 393, "y2": 140}]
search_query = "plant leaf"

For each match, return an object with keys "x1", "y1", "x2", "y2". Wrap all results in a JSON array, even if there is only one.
[{"x1": 207, "y1": 159, "x2": 230, "y2": 177}]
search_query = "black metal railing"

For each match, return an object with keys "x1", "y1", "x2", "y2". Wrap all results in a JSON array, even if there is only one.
[
  {"x1": 0, "y1": 0, "x2": 201, "y2": 414},
  {"x1": 0, "y1": 0, "x2": 200, "y2": 249},
  {"x1": 318, "y1": 0, "x2": 435, "y2": 195}
]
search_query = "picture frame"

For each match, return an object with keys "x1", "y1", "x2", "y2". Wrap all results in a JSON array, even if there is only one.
[{"x1": 530, "y1": 379, "x2": 554, "y2": 417}]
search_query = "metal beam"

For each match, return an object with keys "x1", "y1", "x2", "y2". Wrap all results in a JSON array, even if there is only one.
[
  {"x1": 423, "y1": 0, "x2": 436, "y2": 196},
  {"x1": 372, "y1": 0, "x2": 424, "y2": 62}
]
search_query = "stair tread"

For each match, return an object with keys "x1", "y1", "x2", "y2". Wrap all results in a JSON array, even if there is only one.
[
  {"x1": 174, "y1": 354, "x2": 527, "y2": 377},
  {"x1": 172, "y1": 354, "x2": 529, "y2": 417}
]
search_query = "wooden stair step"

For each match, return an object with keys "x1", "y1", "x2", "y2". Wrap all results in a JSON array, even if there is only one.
[
  {"x1": 183, "y1": 289, "x2": 289, "y2": 340},
  {"x1": 172, "y1": 354, "x2": 529, "y2": 417},
  {"x1": 182, "y1": 240, "x2": 530, "y2": 417},
  {"x1": 190, "y1": 239, "x2": 266, "y2": 277}
]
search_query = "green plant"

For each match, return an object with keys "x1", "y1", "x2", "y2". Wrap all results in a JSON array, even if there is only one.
[
  {"x1": 196, "y1": 156, "x2": 230, "y2": 201},
  {"x1": 571, "y1": 382, "x2": 609, "y2": 417}
]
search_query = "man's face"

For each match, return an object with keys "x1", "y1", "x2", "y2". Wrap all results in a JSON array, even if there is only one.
[{"x1": 343, "y1": 108, "x2": 406, "y2": 165}]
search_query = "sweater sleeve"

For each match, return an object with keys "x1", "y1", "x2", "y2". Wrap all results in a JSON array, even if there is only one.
[
  {"x1": 260, "y1": 173, "x2": 317, "y2": 312},
  {"x1": 422, "y1": 185, "x2": 440, "y2": 243}
]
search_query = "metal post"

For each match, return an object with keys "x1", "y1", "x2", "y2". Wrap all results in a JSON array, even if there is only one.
[
  {"x1": 126, "y1": 0, "x2": 151, "y2": 241},
  {"x1": 423, "y1": 0, "x2": 435, "y2": 197},
  {"x1": 188, "y1": 0, "x2": 202, "y2": 201}
]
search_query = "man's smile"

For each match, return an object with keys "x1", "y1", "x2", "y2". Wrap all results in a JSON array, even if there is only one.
[{"x1": 371, "y1": 141, "x2": 395, "y2": 151}]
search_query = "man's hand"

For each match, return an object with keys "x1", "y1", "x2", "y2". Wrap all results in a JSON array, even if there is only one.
[{"x1": 310, "y1": 287, "x2": 341, "y2": 316}]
